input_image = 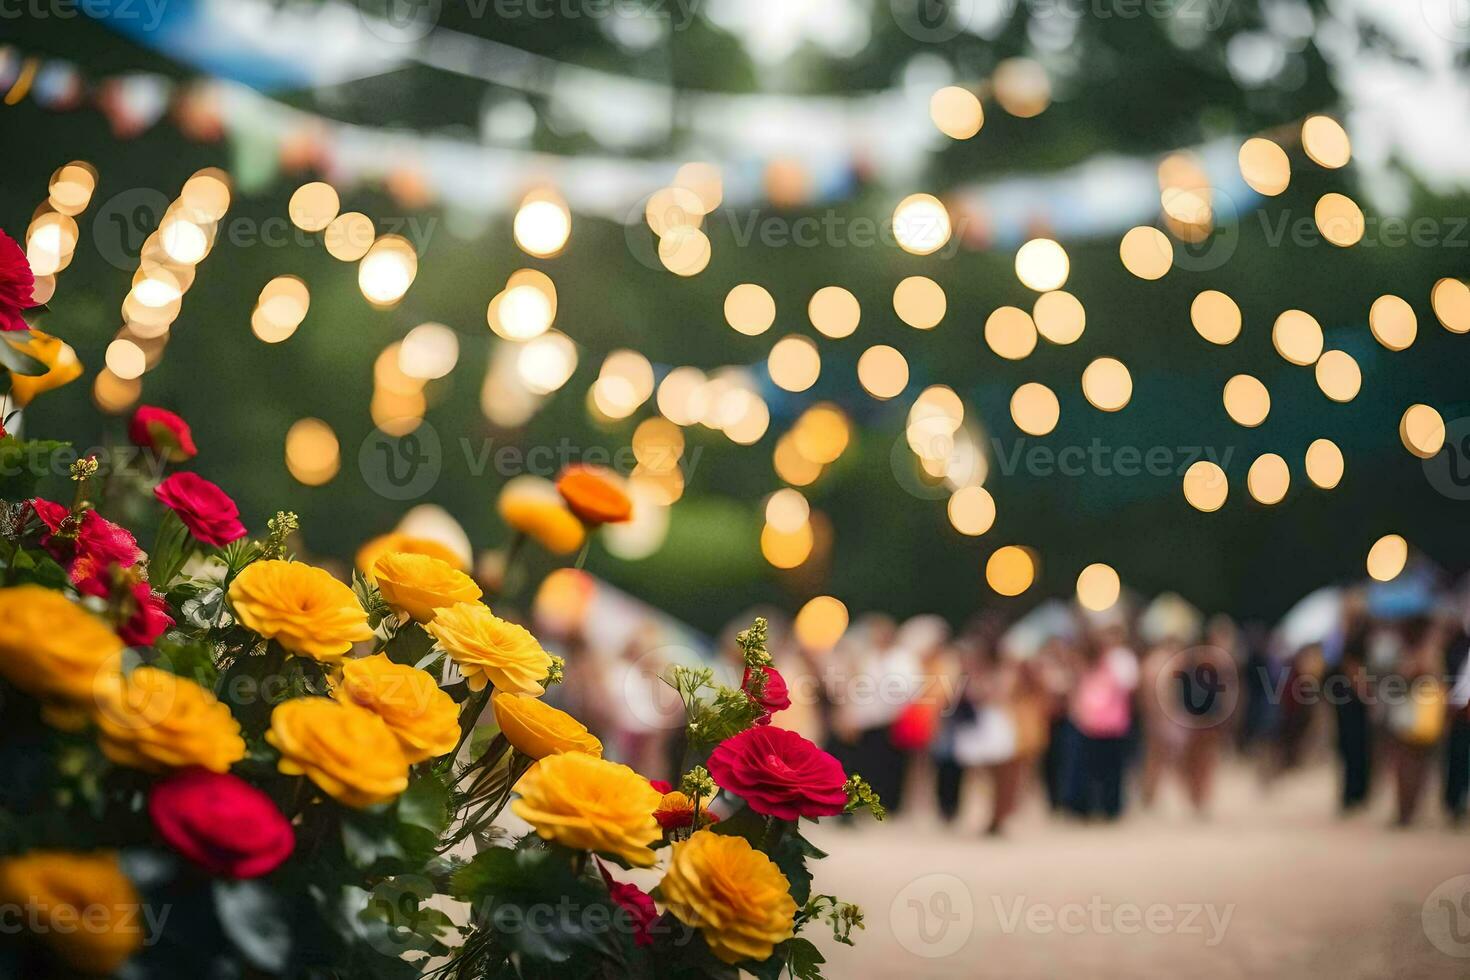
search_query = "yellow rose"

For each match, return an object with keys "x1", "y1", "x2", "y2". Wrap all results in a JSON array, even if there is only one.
[
  {"x1": 6, "y1": 330, "x2": 83, "y2": 407},
  {"x1": 510, "y1": 753, "x2": 661, "y2": 866},
  {"x1": 373, "y1": 552, "x2": 482, "y2": 623},
  {"x1": 0, "y1": 850, "x2": 143, "y2": 974},
  {"x1": 497, "y1": 478, "x2": 586, "y2": 555},
  {"x1": 355, "y1": 532, "x2": 466, "y2": 582},
  {"x1": 0, "y1": 586, "x2": 124, "y2": 704},
  {"x1": 228, "y1": 559, "x2": 374, "y2": 662},
  {"x1": 334, "y1": 653, "x2": 460, "y2": 763},
  {"x1": 659, "y1": 831, "x2": 797, "y2": 964},
  {"x1": 491, "y1": 691, "x2": 602, "y2": 759},
  {"x1": 425, "y1": 603, "x2": 550, "y2": 695},
  {"x1": 267, "y1": 697, "x2": 409, "y2": 807},
  {"x1": 92, "y1": 666, "x2": 246, "y2": 773}
]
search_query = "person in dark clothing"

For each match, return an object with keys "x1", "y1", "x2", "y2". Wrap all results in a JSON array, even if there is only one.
[
  {"x1": 1445, "y1": 630, "x2": 1470, "y2": 824},
  {"x1": 1331, "y1": 618, "x2": 1374, "y2": 813}
]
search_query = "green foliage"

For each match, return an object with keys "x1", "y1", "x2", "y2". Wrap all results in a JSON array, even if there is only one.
[
  {"x1": 0, "y1": 436, "x2": 69, "y2": 500},
  {"x1": 669, "y1": 664, "x2": 763, "y2": 751}
]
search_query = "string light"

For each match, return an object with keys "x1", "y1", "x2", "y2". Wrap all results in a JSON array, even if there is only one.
[
  {"x1": 1431, "y1": 278, "x2": 1470, "y2": 333},
  {"x1": 929, "y1": 86, "x2": 983, "y2": 139},
  {"x1": 986, "y1": 546, "x2": 1035, "y2": 597},
  {"x1": 1076, "y1": 563, "x2": 1121, "y2": 612},
  {"x1": 985, "y1": 307, "x2": 1037, "y2": 360},
  {"x1": 725, "y1": 283, "x2": 776, "y2": 336},
  {"x1": 1314, "y1": 350, "x2": 1361, "y2": 402},
  {"x1": 1366, "y1": 534, "x2": 1408, "y2": 582},
  {"x1": 1304, "y1": 438, "x2": 1344, "y2": 490},
  {"x1": 1190, "y1": 290, "x2": 1241, "y2": 345},
  {"x1": 288, "y1": 181, "x2": 339, "y2": 233},
  {"x1": 893, "y1": 193, "x2": 951, "y2": 256},
  {"x1": 1272, "y1": 310, "x2": 1323, "y2": 366},
  {"x1": 1081, "y1": 357, "x2": 1132, "y2": 412},
  {"x1": 1222, "y1": 374, "x2": 1270, "y2": 427},
  {"x1": 768, "y1": 335, "x2": 821, "y2": 392},
  {"x1": 1399, "y1": 404, "x2": 1445, "y2": 458},
  {"x1": 794, "y1": 596, "x2": 848, "y2": 650},
  {"x1": 1120, "y1": 226, "x2": 1172, "y2": 280},
  {"x1": 1247, "y1": 453, "x2": 1290, "y2": 505},
  {"x1": 513, "y1": 189, "x2": 571, "y2": 258},
  {"x1": 808, "y1": 286, "x2": 860, "y2": 339},
  {"x1": 947, "y1": 486, "x2": 995, "y2": 536},
  {"x1": 1302, "y1": 115, "x2": 1351, "y2": 169},
  {"x1": 856, "y1": 345, "x2": 908, "y2": 400},
  {"x1": 1015, "y1": 238, "x2": 1069, "y2": 292},
  {"x1": 1010, "y1": 382, "x2": 1060, "y2": 436},
  {"x1": 1238, "y1": 138, "x2": 1290, "y2": 196},
  {"x1": 1315, "y1": 193, "x2": 1365, "y2": 247},
  {"x1": 893, "y1": 276, "x2": 946, "y2": 330},
  {"x1": 1033, "y1": 290, "x2": 1085, "y2": 344},
  {"x1": 1182, "y1": 460, "x2": 1229, "y2": 512},
  {"x1": 1369, "y1": 295, "x2": 1417, "y2": 351}
]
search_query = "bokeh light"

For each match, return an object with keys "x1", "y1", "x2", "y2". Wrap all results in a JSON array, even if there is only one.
[
  {"x1": 1033, "y1": 290, "x2": 1086, "y2": 345},
  {"x1": 1314, "y1": 350, "x2": 1361, "y2": 402},
  {"x1": 288, "y1": 181, "x2": 339, "y2": 233},
  {"x1": 893, "y1": 193, "x2": 951, "y2": 255},
  {"x1": 1369, "y1": 295, "x2": 1417, "y2": 351},
  {"x1": 358, "y1": 235, "x2": 418, "y2": 305},
  {"x1": 985, "y1": 307, "x2": 1038, "y2": 360},
  {"x1": 929, "y1": 86, "x2": 983, "y2": 139},
  {"x1": 1272, "y1": 310, "x2": 1323, "y2": 366},
  {"x1": 1223, "y1": 374, "x2": 1270, "y2": 427},
  {"x1": 1315, "y1": 193, "x2": 1365, "y2": 247},
  {"x1": 725, "y1": 283, "x2": 776, "y2": 336},
  {"x1": 1305, "y1": 438, "x2": 1344, "y2": 490},
  {"x1": 948, "y1": 486, "x2": 996, "y2": 537},
  {"x1": 1399, "y1": 404, "x2": 1445, "y2": 458},
  {"x1": 1120, "y1": 226, "x2": 1173, "y2": 280},
  {"x1": 1431, "y1": 278, "x2": 1470, "y2": 333},
  {"x1": 986, "y1": 546, "x2": 1036, "y2": 597},
  {"x1": 857, "y1": 345, "x2": 908, "y2": 400},
  {"x1": 768, "y1": 335, "x2": 821, "y2": 392},
  {"x1": 794, "y1": 596, "x2": 849, "y2": 650},
  {"x1": 1081, "y1": 357, "x2": 1132, "y2": 412},
  {"x1": 1238, "y1": 138, "x2": 1291, "y2": 196},
  {"x1": 513, "y1": 189, "x2": 572, "y2": 258},
  {"x1": 1183, "y1": 460, "x2": 1229, "y2": 512},
  {"x1": 1302, "y1": 115, "x2": 1351, "y2": 169},
  {"x1": 1247, "y1": 453, "x2": 1290, "y2": 505},
  {"x1": 1010, "y1": 382, "x2": 1060, "y2": 436},
  {"x1": 893, "y1": 276, "x2": 946, "y2": 330},
  {"x1": 1015, "y1": 238, "x2": 1070, "y2": 292},
  {"x1": 285, "y1": 418, "x2": 341, "y2": 486},
  {"x1": 1190, "y1": 290, "x2": 1241, "y2": 345},
  {"x1": 809, "y1": 286, "x2": 860, "y2": 339},
  {"x1": 1366, "y1": 534, "x2": 1408, "y2": 582},
  {"x1": 1076, "y1": 563, "x2": 1121, "y2": 612}
]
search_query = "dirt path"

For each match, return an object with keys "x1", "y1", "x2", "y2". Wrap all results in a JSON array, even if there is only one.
[{"x1": 804, "y1": 763, "x2": 1470, "y2": 979}]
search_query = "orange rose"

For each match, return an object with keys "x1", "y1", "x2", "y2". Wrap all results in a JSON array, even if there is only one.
[{"x1": 555, "y1": 464, "x2": 633, "y2": 526}]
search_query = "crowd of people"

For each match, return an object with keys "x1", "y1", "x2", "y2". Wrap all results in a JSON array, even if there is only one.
[{"x1": 535, "y1": 565, "x2": 1470, "y2": 834}]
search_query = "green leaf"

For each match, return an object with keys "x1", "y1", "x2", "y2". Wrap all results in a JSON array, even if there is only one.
[
  {"x1": 398, "y1": 771, "x2": 452, "y2": 837},
  {"x1": 708, "y1": 804, "x2": 766, "y2": 846},
  {"x1": 214, "y1": 879, "x2": 292, "y2": 973},
  {"x1": 0, "y1": 437, "x2": 69, "y2": 499},
  {"x1": 4, "y1": 548, "x2": 71, "y2": 591},
  {"x1": 384, "y1": 621, "x2": 435, "y2": 667},
  {"x1": 783, "y1": 938, "x2": 827, "y2": 980},
  {"x1": 342, "y1": 810, "x2": 407, "y2": 869}
]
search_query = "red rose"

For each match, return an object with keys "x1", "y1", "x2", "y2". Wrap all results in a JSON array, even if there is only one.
[
  {"x1": 119, "y1": 582, "x2": 174, "y2": 647},
  {"x1": 149, "y1": 770, "x2": 294, "y2": 878},
  {"x1": 597, "y1": 861, "x2": 657, "y2": 947},
  {"x1": 129, "y1": 406, "x2": 197, "y2": 462},
  {"x1": 742, "y1": 665, "x2": 791, "y2": 725},
  {"x1": 706, "y1": 725, "x2": 847, "y2": 821},
  {"x1": 0, "y1": 230, "x2": 35, "y2": 332},
  {"x1": 31, "y1": 498, "x2": 142, "y2": 593},
  {"x1": 154, "y1": 472, "x2": 246, "y2": 547}
]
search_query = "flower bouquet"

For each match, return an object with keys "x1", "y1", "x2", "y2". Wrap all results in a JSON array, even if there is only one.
[{"x1": 0, "y1": 282, "x2": 882, "y2": 978}]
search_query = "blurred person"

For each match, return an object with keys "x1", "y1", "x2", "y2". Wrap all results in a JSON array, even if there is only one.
[
  {"x1": 1324, "y1": 590, "x2": 1375, "y2": 814},
  {"x1": 1036, "y1": 635, "x2": 1083, "y2": 811},
  {"x1": 889, "y1": 616, "x2": 958, "y2": 816},
  {"x1": 1060, "y1": 621, "x2": 1138, "y2": 821},
  {"x1": 1384, "y1": 616, "x2": 1449, "y2": 827},
  {"x1": 1137, "y1": 594, "x2": 1204, "y2": 811},
  {"x1": 1447, "y1": 609, "x2": 1470, "y2": 825},
  {"x1": 826, "y1": 614, "x2": 917, "y2": 814}
]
